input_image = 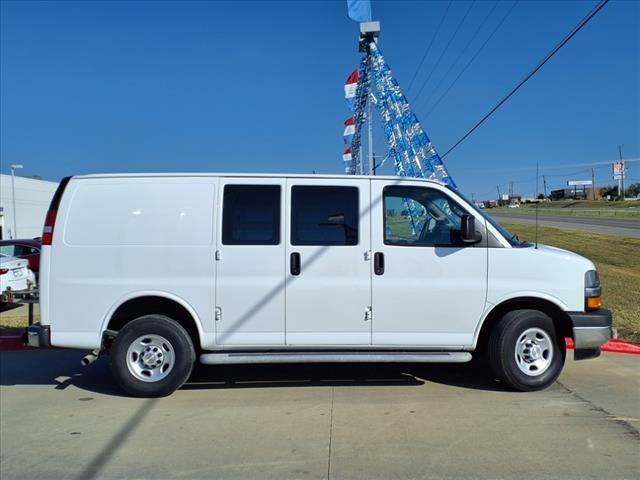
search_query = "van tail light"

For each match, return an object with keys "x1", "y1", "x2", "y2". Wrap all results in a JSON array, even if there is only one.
[
  {"x1": 42, "y1": 209, "x2": 58, "y2": 246},
  {"x1": 41, "y1": 176, "x2": 72, "y2": 246},
  {"x1": 0, "y1": 268, "x2": 9, "y2": 275}
]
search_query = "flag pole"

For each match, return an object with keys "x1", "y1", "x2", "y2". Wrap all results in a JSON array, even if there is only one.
[{"x1": 359, "y1": 21, "x2": 380, "y2": 176}]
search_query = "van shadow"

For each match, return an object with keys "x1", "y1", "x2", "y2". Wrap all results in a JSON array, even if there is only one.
[
  {"x1": 0, "y1": 349, "x2": 505, "y2": 395},
  {"x1": 184, "y1": 360, "x2": 503, "y2": 391}
]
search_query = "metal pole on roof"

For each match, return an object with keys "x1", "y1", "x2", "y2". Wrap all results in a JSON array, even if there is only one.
[
  {"x1": 359, "y1": 21, "x2": 380, "y2": 176},
  {"x1": 10, "y1": 164, "x2": 23, "y2": 239},
  {"x1": 367, "y1": 89, "x2": 374, "y2": 175}
]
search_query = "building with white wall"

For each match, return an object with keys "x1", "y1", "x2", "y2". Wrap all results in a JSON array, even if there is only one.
[{"x1": 0, "y1": 174, "x2": 59, "y2": 239}]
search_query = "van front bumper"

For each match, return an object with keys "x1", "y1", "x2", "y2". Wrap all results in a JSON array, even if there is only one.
[
  {"x1": 568, "y1": 309, "x2": 612, "y2": 360},
  {"x1": 25, "y1": 323, "x2": 51, "y2": 348}
]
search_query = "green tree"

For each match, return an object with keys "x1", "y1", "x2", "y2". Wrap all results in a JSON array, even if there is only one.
[{"x1": 625, "y1": 182, "x2": 640, "y2": 198}]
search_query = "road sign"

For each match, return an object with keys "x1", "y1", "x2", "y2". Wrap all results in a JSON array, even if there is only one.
[
  {"x1": 567, "y1": 180, "x2": 592, "y2": 186},
  {"x1": 613, "y1": 161, "x2": 625, "y2": 180}
]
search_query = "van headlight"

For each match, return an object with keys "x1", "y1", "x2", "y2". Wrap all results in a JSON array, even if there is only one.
[{"x1": 585, "y1": 270, "x2": 602, "y2": 311}]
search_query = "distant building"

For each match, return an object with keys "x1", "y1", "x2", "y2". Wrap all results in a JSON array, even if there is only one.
[
  {"x1": 550, "y1": 188, "x2": 588, "y2": 201},
  {"x1": 0, "y1": 174, "x2": 58, "y2": 239}
]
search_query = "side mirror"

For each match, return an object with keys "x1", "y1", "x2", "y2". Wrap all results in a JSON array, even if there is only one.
[{"x1": 461, "y1": 214, "x2": 482, "y2": 244}]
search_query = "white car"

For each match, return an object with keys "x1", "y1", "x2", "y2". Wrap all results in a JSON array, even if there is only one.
[
  {"x1": 30, "y1": 173, "x2": 611, "y2": 397},
  {"x1": 0, "y1": 254, "x2": 36, "y2": 294}
]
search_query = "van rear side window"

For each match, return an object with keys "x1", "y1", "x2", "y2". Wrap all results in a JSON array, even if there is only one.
[{"x1": 222, "y1": 185, "x2": 281, "y2": 245}]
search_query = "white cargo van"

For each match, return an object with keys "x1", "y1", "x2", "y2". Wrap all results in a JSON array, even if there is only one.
[{"x1": 28, "y1": 174, "x2": 611, "y2": 397}]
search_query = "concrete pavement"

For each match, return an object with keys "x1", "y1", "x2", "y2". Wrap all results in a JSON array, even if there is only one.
[
  {"x1": 491, "y1": 213, "x2": 640, "y2": 238},
  {"x1": 1, "y1": 350, "x2": 639, "y2": 479}
]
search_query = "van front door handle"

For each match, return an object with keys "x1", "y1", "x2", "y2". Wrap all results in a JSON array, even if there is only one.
[
  {"x1": 374, "y1": 252, "x2": 385, "y2": 275},
  {"x1": 290, "y1": 252, "x2": 301, "y2": 276}
]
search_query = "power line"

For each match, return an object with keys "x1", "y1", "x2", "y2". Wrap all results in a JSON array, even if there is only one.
[
  {"x1": 424, "y1": 1, "x2": 518, "y2": 118},
  {"x1": 405, "y1": 1, "x2": 453, "y2": 93},
  {"x1": 413, "y1": 1, "x2": 475, "y2": 102},
  {"x1": 420, "y1": 1, "x2": 500, "y2": 112},
  {"x1": 441, "y1": 0, "x2": 610, "y2": 159}
]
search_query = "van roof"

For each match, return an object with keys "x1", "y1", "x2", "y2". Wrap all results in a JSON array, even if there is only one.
[{"x1": 72, "y1": 172, "x2": 447, "y2": 186}]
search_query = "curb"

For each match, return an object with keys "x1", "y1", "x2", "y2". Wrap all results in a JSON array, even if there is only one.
[
  {"x1": 565, "y1": 337, "x2": 640, "y2": 355},
  {"x1": 2, "y1": 335, "x2": 639, "y2": 354},
  {"x1": 0, "y1": 336, "x2": 31, "y2": 351}
]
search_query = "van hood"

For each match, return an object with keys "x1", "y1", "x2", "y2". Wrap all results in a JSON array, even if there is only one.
[{"x1": 532, "y1": 243, "x2": 595, "y2": 271}]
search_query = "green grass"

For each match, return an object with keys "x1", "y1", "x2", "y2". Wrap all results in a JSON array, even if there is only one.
[
  {"x1": 489, "y1": 199, "x2": 640, "y2": 219},
  {"x1": 534, "y1": 199, "x2": 640, "y2": 209},
  {"x1": 491, "y1": 206, "x2": 640, "y2": 219},
  {"x1": 502, "y1": 222, "x2": 640, "y2": 343}
]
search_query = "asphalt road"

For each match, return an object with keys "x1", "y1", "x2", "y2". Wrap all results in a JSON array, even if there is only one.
[
  {"x1": 1, "y1": 350, "x2": 638, "y2": 479},
  {"x1": 491, "y1": 213, "x2": 640, "y2": 238}
]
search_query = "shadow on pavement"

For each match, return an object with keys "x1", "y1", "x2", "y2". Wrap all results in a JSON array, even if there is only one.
[{"x1": 0, "y1": 349, "x2": 504, "y2": 396}]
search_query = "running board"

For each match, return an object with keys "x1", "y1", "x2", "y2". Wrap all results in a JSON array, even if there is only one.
[{"x1": 199, "y1": 351, "x2": 472, "y2": 365}]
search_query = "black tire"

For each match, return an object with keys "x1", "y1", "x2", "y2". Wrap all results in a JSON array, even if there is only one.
[
  {"x1": 488, "y1": 309, "x2": 565, "y2": 392},
  {"x1": 110, "y1": 315, "x2": 196, "y2": 397}
]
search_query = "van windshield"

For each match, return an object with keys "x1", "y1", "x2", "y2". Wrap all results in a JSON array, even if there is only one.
[{"x1": 446, "y1": 186, "x2": 529, "y2": 247}]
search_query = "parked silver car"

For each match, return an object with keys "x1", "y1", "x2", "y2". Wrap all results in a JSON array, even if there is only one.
[{"x1": 0, "y1": 253, "x2": 36, "y2": 296}]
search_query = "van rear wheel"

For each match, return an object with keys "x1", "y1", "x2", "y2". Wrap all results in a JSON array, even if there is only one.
[
  {"x1": 488, "y1": 309, "x2": 565, "y2": 392},
  {"x1": 110, "y1": 315, "x2": 195, "y2": 397}
]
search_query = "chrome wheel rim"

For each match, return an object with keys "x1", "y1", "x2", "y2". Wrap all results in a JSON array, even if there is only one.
[
  {"x1": 126, "y1": 334, "x2": 175, "y2": 382},
  {"x1": 514, "y1": 327, "x2": 554, "y2": 377}
]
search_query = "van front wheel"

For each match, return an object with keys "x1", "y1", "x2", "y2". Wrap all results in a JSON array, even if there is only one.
[
  {"x1": 110, "y1": 315, "x2": 196, "y2": 397},
  {"x1": 488, "y1": 309, "x2": 565, "y2": 391}
]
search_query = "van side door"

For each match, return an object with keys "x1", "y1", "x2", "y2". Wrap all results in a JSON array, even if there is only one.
[
  {"x1": 215, "y1": 178, "x2": 286, "y2": 345},
  {"x1": 285, "y1": 178, "x2": 372, "y2": 345},
  {"x1": 370, "y1": 181, "x2": 488, "y2": 347}
]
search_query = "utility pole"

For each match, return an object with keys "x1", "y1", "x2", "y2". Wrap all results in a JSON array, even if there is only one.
[
  {"x1": 496, "y1": 185, "x2": 502, "y2": 205},
  {"x1": 619, "y1": 145, "x2": 625, "y2": 201},
  {"x1": 509, "y1": 181, "x2": 514, "y2": 199},
  {"x1": 591, "y1": 168, "x2": 596, "y2": 200},
  {"x1": 542, "y1": 175, "x2": 548, "y2": 198}
]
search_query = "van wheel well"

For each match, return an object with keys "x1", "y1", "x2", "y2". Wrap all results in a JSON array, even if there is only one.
[
  {"x1": 105, "y1": 296, "x2": 200, "y2": 351},
  {"x1": 476, "y1": 298, "x2": 572, "y2": 353}
]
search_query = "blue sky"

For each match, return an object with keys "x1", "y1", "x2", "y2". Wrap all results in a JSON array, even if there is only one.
[{"x1": 1, "y1": 0, "x2": 638, "y2": 199}]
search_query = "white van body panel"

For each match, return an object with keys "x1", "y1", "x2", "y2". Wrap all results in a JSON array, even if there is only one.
[
  {"x1": 284, "y1": 177, "x2": 372, "y2": 345},
  {"x1": 48, "y1": 176, "x2": 217, "y2": 349},
  {"x1": 487, "y1": 244, "x2": 593, "y2": 312},
  {"x1": 214, "y1": 177, "x2": 286, "y2": 346},
  {"x1": 41, "y1": 173, "x2": 596, "y2": 353},
  {"x1": 370, "y1": 179, "x2": 488, "y2": 346}
]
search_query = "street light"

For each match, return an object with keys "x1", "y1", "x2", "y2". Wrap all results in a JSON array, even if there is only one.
[{"x1": 10, "y1": 164, "x2": 23, "y2": 239}]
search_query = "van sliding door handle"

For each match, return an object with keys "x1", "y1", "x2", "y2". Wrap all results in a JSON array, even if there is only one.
[
  {"x1": 374, "y1": 252, "x2": 385, "y2": 275},
  {"x1": 290, "y1": 252, "x2": 301, "y2": 276}
]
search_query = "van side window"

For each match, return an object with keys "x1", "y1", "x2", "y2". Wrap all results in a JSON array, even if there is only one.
[
  {"x1": 291, "y1": 186, "x2": 359, "y2": 246},
  {"x1": 384, "y1": 186, "x2": 468, "y2": 247},
  {"x1": 222, "y1": 185, "x2": 281, "y2": 245}
]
